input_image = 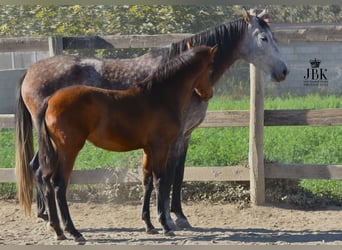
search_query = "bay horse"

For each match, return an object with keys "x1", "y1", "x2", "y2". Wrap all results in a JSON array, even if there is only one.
[
  {"x1": 15, "y1": 8, "x2": 288, "y2": 230},
  {"x1": 32, "y1": 45, "x2": 217, "y2": 241}
]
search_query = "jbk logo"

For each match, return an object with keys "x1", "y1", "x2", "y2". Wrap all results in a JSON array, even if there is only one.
[{"x1": 303, "y1": 58, "x2": 328, "y2": 86}]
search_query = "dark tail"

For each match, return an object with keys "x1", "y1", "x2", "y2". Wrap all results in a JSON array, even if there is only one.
[
  {"x1": 37, "y1": 102, "x2": 57, "y2": 177},
  {"x1": 15, "y1": 72, "x2": 35, "y2": 216}
]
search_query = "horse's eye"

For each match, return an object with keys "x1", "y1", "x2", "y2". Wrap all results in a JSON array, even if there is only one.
[{"x1": 261, "y1": 36, "x2": 268, "y2": 42}]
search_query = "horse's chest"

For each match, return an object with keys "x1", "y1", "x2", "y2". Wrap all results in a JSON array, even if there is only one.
[{"x1": 182, "y1": 95, "x2": 209, "y2": 131}]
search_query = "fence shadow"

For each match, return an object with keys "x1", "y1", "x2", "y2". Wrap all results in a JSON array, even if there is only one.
[
  {"x1": 265, "y1": 179, "x2": 342, "y2": 209},
  {"x1": 80, "y1": 226, "x2": 342, "y2": 244}
]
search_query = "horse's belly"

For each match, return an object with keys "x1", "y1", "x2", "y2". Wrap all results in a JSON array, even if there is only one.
[{"x1": 88, "y1": 135, "x2": 142, "y2": 153}]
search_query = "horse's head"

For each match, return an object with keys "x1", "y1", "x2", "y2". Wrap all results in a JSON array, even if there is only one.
[
  {"x1": 193, "y1": 45, "x2": 217, "y2": 101},
  {"x1": 239, "y1": 8, "x2": 289, "y2": 82}
]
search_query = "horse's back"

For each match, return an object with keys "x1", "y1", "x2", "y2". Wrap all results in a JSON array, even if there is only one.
[
  {"x1": 22, "y1": 56, "x2": 91, "y2": 118},
  {"x1": 24, "y1": 55, "x2": 80, "y2": 83},
  {"x1": 45, "y1": 86, "x2": 103, "y2": 137},
  {"x1": 21, "y1": 53, "x2": 160, "y2": 121},
  {"x1": 45, "y1": 85, "x2": 145, "y2": 151},
  {"x1": 23, "y1": 55, "x2": 102, "y2": 93}
]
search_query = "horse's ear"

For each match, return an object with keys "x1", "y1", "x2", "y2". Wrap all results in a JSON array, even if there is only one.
[
  {"x1": 242, "y1": 7, "x2": 251, "y2": 24},
  {"x1": 257, "y1": 8, "x2": 268, "y2": 19},
  {"x1": 258, "y1": 8, "x2": 270, "y2": 23},
  {"x1": 210, "y1": 45, "x2": 218, "y2": 56},
  {"x1": 186, "y1": 41, "x2": 192, "y2": 50}
]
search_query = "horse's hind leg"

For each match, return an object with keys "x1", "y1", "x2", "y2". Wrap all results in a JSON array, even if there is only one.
[
  {"x1": 36, "y1": 168, "x2": 48, "y2": 221},
  {"x1": 141, "y1": 153, "x2": 158, "y2": 234},
  {"x1": 142, "y1": 174, "x2": 158, "y2": 234},
  {"x1": 53, "y1": 172, "x2": 85, "y2": 242},
  {"x1": 42, "y1": 175, "x2": 66, "y2": 240},
  {"x1": 30, "y1": 151, "x2": 48, "y2": 221}
]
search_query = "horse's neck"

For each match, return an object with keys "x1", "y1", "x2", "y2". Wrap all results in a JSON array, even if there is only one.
[
  {"x1": 209, "y1": 23, "x2": 246, "y2": 84},
  {"x1": 101, "y1": 20, "x2": 246, "y2": 88},
  {"x1": 172, "y1": 20, "x2": 246, "y2": 85},
  {"x1": 211, "y1": 51, "x2": 240, "y2": 85},
  {"x1": 163, "y1": 73, "x2": 201, "y2": 112}
]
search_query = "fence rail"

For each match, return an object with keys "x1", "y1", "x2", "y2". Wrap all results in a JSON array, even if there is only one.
[
  {"x1": 2, "y1": 163, "x2": 342, "y2": 184},
  {"x1": 2, "y1": 108, "x2": 342, "y2": 185},
  {"x1": 0, "y1": 24, "x2": 341, "y2": 53},
  {"x1": 2, "y1": 108, "x2": 342, "y2": 128},
  {"x1": 1, "y1": 27, "x2": 342, "y2": 204}
]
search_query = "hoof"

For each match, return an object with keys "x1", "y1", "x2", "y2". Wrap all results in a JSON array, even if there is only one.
[
  {"x1": 75, "y1": 235, "x2": 86, "y2": 243},
  {"x1": 146, "y1": 228, "x2": 159, "y2": 235},
  {"x1": 175, "y1": 217, "x2": 192, "y2": 229},
  {"x1": 166, "y1": 218, "x2": 178, "y2": 231},
  {"x1": 46, "y1": 222, "x2": 66, "y2": 240},
  {"x1": 38, "y1": 213, "x2": 49, "y2": 221},
  {"x1": 46, "y1": 222, "x2": 55, "y2": 232},
  {"x1": 164, "y1": 230, "x2": 176, "y2": 237},
  {"x1": 56, "y1": 234, "x2": 67, "y2": 241}
]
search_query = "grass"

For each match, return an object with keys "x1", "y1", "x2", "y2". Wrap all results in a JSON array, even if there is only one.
[
  {"x1": 0, "y1": 128, "x2": 15, "y2": 169},
  {"x1": 1, "y1": 94, "x2": 342, "y2": 204},
  {"x1": 207, "y1": 94, "x2": 342, "y2": 204}
]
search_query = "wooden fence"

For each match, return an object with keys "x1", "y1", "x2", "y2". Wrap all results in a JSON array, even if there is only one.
[{"x1": 1, "y1": 29, "x2": 342, "y2": 205}]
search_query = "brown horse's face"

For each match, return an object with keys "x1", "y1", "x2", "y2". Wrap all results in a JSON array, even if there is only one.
[{"x1": 193, "y1": 46, "x2": 217, "y2": 101}]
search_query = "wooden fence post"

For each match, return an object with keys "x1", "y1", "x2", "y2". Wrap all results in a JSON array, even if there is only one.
[
  {"x1": 249, "y1": 64, "x2": 265, "y2": 205},
  {"x1": 48, "y1": 36, "x2": 63, "y2": 56}
]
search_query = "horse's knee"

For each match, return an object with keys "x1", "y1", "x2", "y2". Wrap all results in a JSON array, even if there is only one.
[{"x1": 51, "y1": 173, "x2": 66, "y2": 191}]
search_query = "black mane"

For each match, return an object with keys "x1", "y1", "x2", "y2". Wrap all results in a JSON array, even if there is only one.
[
  {"x1": 149, "y1": 17, "x2": 248, "y2": 83},
  {"x1": 138, "y1": 16, "x2": 270, "y2": 90},
  {"x1": 171, "y1": 18, "x2": 247, "y2": 56},
  {"x1": 147, "y1": 18, "x2": 246, "y2": 54},
  {"x1": 136, "y1": 46, "x2": 210, "y2": 91}
]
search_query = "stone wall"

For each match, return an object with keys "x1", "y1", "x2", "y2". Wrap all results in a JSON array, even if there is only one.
[
  {"x1": 0, "y1": 69, "x2": 26, "y2": 113},
  {"x1": 267, "y1": 42, "x2": 342, "y2": 97}
]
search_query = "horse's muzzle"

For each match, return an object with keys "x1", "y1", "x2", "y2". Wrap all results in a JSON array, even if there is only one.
[{"x1": 271, "y1": 61, "x2": 289, "y2": 82}]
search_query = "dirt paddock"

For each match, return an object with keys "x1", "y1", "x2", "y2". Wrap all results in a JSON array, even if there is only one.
[{"x1": 0, "y1": 200, "x2": 341, "y2": 245}]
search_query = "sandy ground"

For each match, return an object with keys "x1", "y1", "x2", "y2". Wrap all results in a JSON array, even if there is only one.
[{"x1": 0, "y1": 200, "x2": 342, "y2": 245}]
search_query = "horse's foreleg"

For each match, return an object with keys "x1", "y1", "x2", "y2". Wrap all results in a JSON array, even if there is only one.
[
  {"x1": 171, "y1": 136, "x2": 192, "y2": 229},
  {"x1": 42, "y1": 175, "x2": 66, "y2": 240},
  {"x1": 164, "y1": 151, "x2": 178, "y2": 230},
  {"x1": 30, "y1": 151, "x2": 48, "y2": 221},
  {"x1": 53, "y1": 173, "x2": 85, "y2": 242},
  {"x1": 151, "y1": 145, "x2": 174, "y2": 236},
  {"x1": 146, "y1": 145, "x2": 174, "y2": 236},
  {"x1": 163, "y1": 133, "x2": 192, "y2": 230},
  {"x1": 154, "y1": 171, "x2": 174, "y2": 236}
]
